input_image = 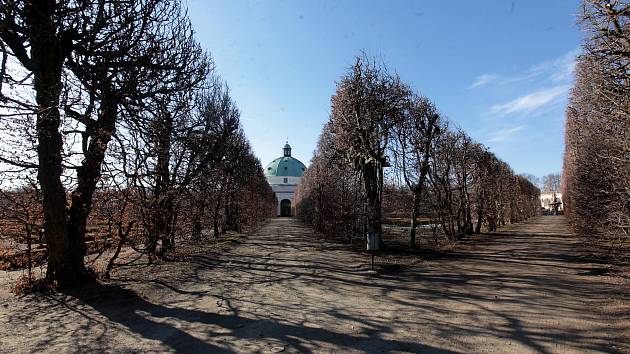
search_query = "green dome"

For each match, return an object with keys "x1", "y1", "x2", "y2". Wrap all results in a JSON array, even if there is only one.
[
  {"x1": 284, "y1": 143, "x2": 291, "y2": 149},
  {"x1": 265, "y1": 156, "x2": 306, "y2": 177}
]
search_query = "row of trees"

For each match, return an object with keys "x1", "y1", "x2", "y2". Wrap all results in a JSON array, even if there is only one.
[
  {"x1": 295, "y1": 56, "x2": 540, "y2": 248},
  {"x1": 0, "y1": 1, "x2": 274, "y2": 287},
  {"x1": 520, "y1": 173, "x2": 562, "y2": 193},
  {"x1": 563, "y1": 0, "x2": 629, "y2": 262}
]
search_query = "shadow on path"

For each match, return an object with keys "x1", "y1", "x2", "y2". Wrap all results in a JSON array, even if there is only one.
[
  {"x1": 69, "y1": 283, "x2": 457, "y2": 354},
  {"x1": 2, "y1": 216, "x2": 627, "y2": 353}
]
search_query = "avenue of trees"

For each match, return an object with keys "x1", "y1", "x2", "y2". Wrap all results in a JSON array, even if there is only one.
[
  {"x1": 0, "y1": 1, "x2": 274, "y2": 287},
  {"x1": 563, "y1": 0, "x2": 629, "y2": 262},
  {"x1": 295, "y1": 55, "x2": 541, "y2": 248},
  {"x1": 520, "y1": 173, "x2": 562, "y2": 192}
]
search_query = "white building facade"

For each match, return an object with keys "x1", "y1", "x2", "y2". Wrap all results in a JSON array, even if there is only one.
[{"x1": 264, "y1": 143, "x2": 306, "y2": 216}]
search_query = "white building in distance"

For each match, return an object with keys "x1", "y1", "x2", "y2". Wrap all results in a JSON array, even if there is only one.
[{"x1": 264, "y1": 142, "x2": 306, "y2": 217}]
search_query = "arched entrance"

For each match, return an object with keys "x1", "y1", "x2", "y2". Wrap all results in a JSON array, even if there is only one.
[{"x1": 280, "y1": 199, "x2": 292, "y2": 217}]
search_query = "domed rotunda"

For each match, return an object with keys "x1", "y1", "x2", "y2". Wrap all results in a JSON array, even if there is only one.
[{"x1": 264, "y1": 142, "x2": 306, "y2": 216}]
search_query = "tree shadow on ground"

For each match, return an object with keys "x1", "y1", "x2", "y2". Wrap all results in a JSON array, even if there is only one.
[
  {"x1": 5, "y1": 216, "x2": 626, "y2": 353},
  {"x1": 131, "y1": 245, "x2": 626, "y2": 354},
  {"x1": 68, "y1": 283, "x2": 458, "y2": 353},
  {"x1": 188, "y1": 219, "x2": 627, "y2": 354}
]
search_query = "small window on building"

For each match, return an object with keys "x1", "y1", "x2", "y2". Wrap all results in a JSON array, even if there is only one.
[{"x1": 283, "y1": 178, "x2": 288, "y2": 183}]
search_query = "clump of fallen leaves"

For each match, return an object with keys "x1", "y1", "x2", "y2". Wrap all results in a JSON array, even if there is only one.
[{"x1": 11, "y1": 275, "x2": 52, "y2": 295}]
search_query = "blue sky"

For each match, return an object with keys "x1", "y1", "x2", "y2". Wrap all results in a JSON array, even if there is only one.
[{"x1": 187, "y1": 0, "x2": 582, "y2": 177}]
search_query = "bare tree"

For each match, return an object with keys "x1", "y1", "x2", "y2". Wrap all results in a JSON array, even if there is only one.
[
  {"x1": 0, "y1": 0, "x2": 209, "y2": 286},
  {"x1": 330, "y1": 55, "x2": 411, "y2": 248},
  {"x1": 541, "y1": 173, "x2": 561, "y2": 192},
  {"x1": 295, "y1": 123, "x2": 365, "y2": 243},
  {"x1": 0, "y1": 179, "x2": 42, "y2": 282},
  {"x1": 519, "y1": 173, "x2": 542, "y2": 190},
  {"x1": 298, "y1": 55, "x2": 541, "y2": 249},
  {"x1": 563, "y1": 0, "x2": 629, "y2": 261},
  {"x1": 391, "y1": 95, "x2": 440, "y2": 247}
]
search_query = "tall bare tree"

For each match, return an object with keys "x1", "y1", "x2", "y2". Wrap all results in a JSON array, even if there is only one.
[
  {"x1": 563, "y1": 0, "x2": 629, "y2": 261},
  {"x1": 542, "y1": 173, "x2": 561, "y2": 192},
  {"x1": 391, "y1": 95, "x2": 440, "y2": 247},
  {"x1": 330, "y1": 55, "x2": 411, "y2": 248},
  {"x1": 0, "y1": 0, "x2": 208, "y2": 286}
]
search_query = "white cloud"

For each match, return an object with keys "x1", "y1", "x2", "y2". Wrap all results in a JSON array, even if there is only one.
[
  {"x1": 469, "y1": 48, "x2": 579, "y2": 89},
  {"x1": 529, "y1": 48, "x2": 579, "y2": 83},
  {"x1": 551, "y1": 50, "x2": 579, "y2": 82},
  {"x1": 486, "y1": 125, "x2": 526, "y2": 143},
  {"x1": 469, "y1": 74, "x2": 499, "y2": 89},
  {"x1": 489, "y1": 85, "x2": 570, "y2": 116}
]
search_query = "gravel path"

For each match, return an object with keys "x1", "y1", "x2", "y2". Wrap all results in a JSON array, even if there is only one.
[{"x1": 0, "y1": 216, "x2": 628, "y2": 353}]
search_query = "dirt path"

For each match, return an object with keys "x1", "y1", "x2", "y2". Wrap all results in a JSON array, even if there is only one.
[{"x1": 0, "y1": 216, "x2": 628, "y2": 353}]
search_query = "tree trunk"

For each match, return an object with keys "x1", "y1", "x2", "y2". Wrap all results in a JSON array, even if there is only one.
[
  {"x1": 191, "y1": 220, "x2": 202, "y2": 240},
  {"x1": 225, "y1": 191, "x2": 241, "y2": 233},
  {"x1": 67, "y1": 93, "x2": 118, "y2": 274},
  {"x1": 151, "y1": 109, "x2": 175, "y2": 258},
  {"x1": 27, "y1": 3, "x2": 89, "y2": 286},
  {"x1": 25, "y1": 220, "x2": 32, "y2": 282},
  {"x1": 104, "y1": 221, "x2": 135, "y2": 279},
  {"x1": 409, "y1": 192, "x2": 419, "y2": 248},
  {"x1": 190, "y1": 185, "x2": 207, "y2": 240},
  {"x1": 363, "y1": 161, "x2": 383, "y2": 249},
  {"x1": 475, "y1": 202, "x2": 483, "y2": 234},
  {"x1": 224, "y1": 191, "x2": 235, "y2": 232},
  {"x1": 213, "y1": 182, "x2": 224, "y2": 237},
  {"x1": 156, "y1": 194, "x2": 176, "y2": 257},
  {"x1": 466, "y1": 204, "x2": 474, "y2": 235}
]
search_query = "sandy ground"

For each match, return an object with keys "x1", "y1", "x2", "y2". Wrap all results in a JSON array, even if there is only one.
[{"x1": 0, "y1": 216, "x2": 628, "y2": 353}]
